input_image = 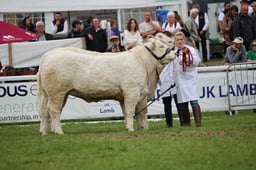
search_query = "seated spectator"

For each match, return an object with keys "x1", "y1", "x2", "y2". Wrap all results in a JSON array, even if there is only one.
[
  {"x1": 247, "y1": 39, "x2": 256, "y2": 62},
  {"x1": 19, "y1": 16, "x2": 36, "y2": 33},
  {"x1": 123, "y1": 18, "x2": 142, "y2": 50},
  {"x1": 68, "y1": 20, "x2": 82, "y2": 38},
  {"x1": 51, "y1": 12, "x2": 68, "y2": 35},
  {"x1": 222, "y1": 37, "x2": 247, "y2": 65},
  {"x1": 107, "y1": 35, "x2": 125, "y2": 52},
  {"x1": 35, "y1": 21, "x2": 53, "y2": 41},
  {"x1": 1, "y1": 66, "x2": 15, "y2": 76}
]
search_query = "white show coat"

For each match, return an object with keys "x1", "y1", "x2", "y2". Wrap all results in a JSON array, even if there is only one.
[
  {"x1": 159, "y1": 61, "x2": 176, "y2": 98},
  {"x1": 173, "y1": 45, "x2": 201, "y2": 103}
]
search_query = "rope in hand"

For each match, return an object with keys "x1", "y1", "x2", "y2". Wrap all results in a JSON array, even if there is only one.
[
  {"x1": 178, "y1": 46, "x2": 193, "y2": 72},
  {"x1": 135, "y1": 83, "x2": 176, "y2": 115}
]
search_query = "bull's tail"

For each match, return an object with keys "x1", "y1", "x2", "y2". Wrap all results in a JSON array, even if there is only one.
[
  {"x1": 37, "y1": 67, "x2": 51, "y2": 135},
  {"x1": 37, "y1": 68, "x2": 49, "y2": 113},
  {"x1": 36, "y1": 71, "x2": 41, "y2": 103},
  {"x1": 37, "y1": 53, "x2": 48, "y2": 111}
]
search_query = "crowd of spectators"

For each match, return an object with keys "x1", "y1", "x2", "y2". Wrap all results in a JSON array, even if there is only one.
[
  {"x1": 220, "y1": 0, "x2": 256, "y2": 65},
  {"x1": 1, "y1": 1, "x2": 256, "y2": 76}
]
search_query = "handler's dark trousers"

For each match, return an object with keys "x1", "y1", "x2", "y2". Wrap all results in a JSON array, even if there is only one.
[{"x1": 162, "y1": 94, "x2": 182, "y2": 127}]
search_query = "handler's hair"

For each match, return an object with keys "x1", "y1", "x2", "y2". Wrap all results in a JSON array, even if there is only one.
[{"x1": 174, "y1": 31, "x2": 185, "y2": 38}]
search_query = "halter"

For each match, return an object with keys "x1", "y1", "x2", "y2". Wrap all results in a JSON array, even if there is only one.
[{"x1": 144, "y1": 45, "x2": 172, "y2": 61}]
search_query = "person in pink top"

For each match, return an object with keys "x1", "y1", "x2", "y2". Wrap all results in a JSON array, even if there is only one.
[{"x1": 139, "y1": 10, "x2": 164, "y2": 41}]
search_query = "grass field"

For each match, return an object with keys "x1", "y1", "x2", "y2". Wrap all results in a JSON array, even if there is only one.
[{"x1": 0, "y1": 110, "x2": 255, "y2": 170}]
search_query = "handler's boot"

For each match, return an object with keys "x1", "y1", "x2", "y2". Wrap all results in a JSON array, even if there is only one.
[
  {"x1": 181, "y1": 108, "x2": 191, "y2": 126},
  {"x1": 192, "y1": 105, "x2": 202, "y2": 127}
]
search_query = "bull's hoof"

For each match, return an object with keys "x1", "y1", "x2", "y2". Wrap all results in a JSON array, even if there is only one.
[
  {"x1": 137, "y1": 126, "x2": 149, "y2": 130},
  {"x1": 54, "y1": 131, "x2": 64, "y2": 135},
  {"x1": 40, "y1": 131, "x2": 48, "y2": 136},
  {"x1": 127, "y1": 128, "x2": 134, "y2": 132}
]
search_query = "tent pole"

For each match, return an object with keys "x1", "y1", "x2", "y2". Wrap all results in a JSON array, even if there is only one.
[
  {"x1": 81, "y1": 37, "x2": 86, "y2": 49},
  {"x1": 8, "y1": 43, "x2": 13, "y2": 66}
]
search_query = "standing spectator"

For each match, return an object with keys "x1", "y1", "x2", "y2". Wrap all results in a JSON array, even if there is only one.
[
  {"x1": 35, "y1": 21, "x2": 52, "y2": 41},
  {"x1": 247, "y1": 39, "x2": 256, "y2": 62},
  {"x1": 108, "y1": 18, "x2": 120, "y2": 37},
  {"x1": 218, "y1": 1, "x2": 231, "y2": 37},
  {"x1": 159, "y1": 62, "x2": 182, "y2": 127},
  {"x1": 0, "y1": 60, "x2": 2, "y2": 72},
  {"x1": 51, "y1": 12, "x2": 68, "y2": 35},
  {"x1": 193, "y1": 4, "x2": 209, "y2": 62},
  {"x1": 232, "y1": 3, "x2": 254, "y2": 51},
  {"x1": 162, "y1": 11, "x2": 181, "y2": 41},
  {"x1": 252, "y1": 1, "x2": 256, "y2": 16},
  {"x1": 240, "y1": 0, "x2": 253, "y2": 16},
  {"x1": 82, "y1": 16, "x2": 94, "y2": 33},
  {"x1": 222, "y1": 37, "x2": 247, "y2": 65},
  {"x1": 123, "y1": 18, "x2": 142, "y2": 50},
  {"x1": 84, "y1": 17, "x2": 108, "y2": 52},
  {"x1": 139, "y1": 10, "x2": 164, "y2": 41},
  {"x1": 251, "y1": 2, "x2": 256, "y2": 36},
  {"x1": 107, "y1": 18, "x2": 121, "y2": 48},
  {"x1": 19, "y1": 16, "x2": 35, "y2": 33},
  {"x1": 173, "y1": 11, "x2": 195, "y2": 47},
  {"x1": 68, "y1": 20, "x2": 82, "y2": 38},
  {"x1": 222, "y1": 5, "x2": 239, "y2": 49},
  {"x1": 185, "y1": 8, "x2": 200, "y2": 49},
  {"x1": 173, "y1": 31, "x2": 202, "y2": 126}
]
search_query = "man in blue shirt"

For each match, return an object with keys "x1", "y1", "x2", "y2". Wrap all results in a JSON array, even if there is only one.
[{"x1": 222, "y1": 37, "x2": 247, "y2": 65}]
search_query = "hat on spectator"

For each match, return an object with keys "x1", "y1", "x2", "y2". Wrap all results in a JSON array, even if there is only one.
[
  {"x1": 72, "y1": 20, "x2": 81, "y2": 27},
  {"x1": 109, "y1": 35, "x2": 119, "y2": 41},
  {"x1": 232, "y1": 37, "x2": 244, "y2": 44}
]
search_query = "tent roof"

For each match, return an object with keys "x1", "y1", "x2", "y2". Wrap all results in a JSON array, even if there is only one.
[{"x1": 0, "y1": 0, "x2": 188, "y2": 13}]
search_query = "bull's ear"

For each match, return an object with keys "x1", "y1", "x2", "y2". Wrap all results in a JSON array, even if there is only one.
[
  {"x1": 157, "y1": 34, "x2": 163, "y2": 39},
  {"x1": 151, "y1": 41, "x2": 156, "y2": 50},
  {"x1": 147, "y1": 35, "x2": 154, "y2": 39}
]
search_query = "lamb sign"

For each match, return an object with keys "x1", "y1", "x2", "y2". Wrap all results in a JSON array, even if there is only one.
[{"x1": 37, "y1": 35, "x2": 176, "y2": 135}]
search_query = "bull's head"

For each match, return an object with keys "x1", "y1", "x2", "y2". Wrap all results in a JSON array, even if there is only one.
[
  {"x1": 154, "y1": 33, "x2": 175, "y2": 50},
  {"x1": 145, "y1": 38, "x2": 176, "y2": 66}
]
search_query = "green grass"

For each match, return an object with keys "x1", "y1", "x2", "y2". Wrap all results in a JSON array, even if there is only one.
[
  {"x1": 0, "y1": 111, "x2": 256, "y2": 170},
  {"x1": 204, "y1": 58, "x2": 223, "y2": 66}
]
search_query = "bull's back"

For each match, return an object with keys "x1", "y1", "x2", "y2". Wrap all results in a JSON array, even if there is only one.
[{"x1": 38, "y1": 48, "x2": 143, "y2": 99}]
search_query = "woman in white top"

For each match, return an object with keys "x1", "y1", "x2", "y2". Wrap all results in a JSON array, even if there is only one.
[
  {"x1": 173, "y1": 31, "x2": 202, "y2": 126},
  {"x1": 159, "y1": 61, "x2": 182, "y2": 127},
  {"x1": 162, "y1": 11, "x2": 181, "y2": 41},
  {"x1": 123, "y1": 18, "x2": 142, "y2": 50}
]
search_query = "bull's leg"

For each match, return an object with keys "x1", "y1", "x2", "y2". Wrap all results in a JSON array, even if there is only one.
[
  {"x1": 47, "y1": 95, "x2": 65, "y2": 135},
  {"x1": 39, "y1": 94, "x2": 50, "y2": 136},
  {"x1": 120, "y1": 101, "x2": 127, "y2": 129},
  {"x1": 135, "y1": 98, "x2": 149, "y2": 130},
  {"x1": 50, "y1": 95, "x2": 68, "y2": 133},
  {"x1": 124, "y1": 92, "x2": 140, "y2": 132}
]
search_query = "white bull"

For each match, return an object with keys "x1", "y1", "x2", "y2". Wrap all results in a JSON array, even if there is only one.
[{"x1": 37, "y1": 37, "x2": 175, "y2": 135}]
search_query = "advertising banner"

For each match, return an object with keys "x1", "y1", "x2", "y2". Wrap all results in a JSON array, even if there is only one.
[{"x1": 0, "y1": 67, "x2": 255, "y2": 124}]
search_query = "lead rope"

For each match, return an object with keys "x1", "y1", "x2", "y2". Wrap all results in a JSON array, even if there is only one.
[
  {"x1": 181, "y1": 47, "x2": 193, "y2": 72},
  {"x1": 135, "y1": 84, "x2": 175, "y2": 115}
]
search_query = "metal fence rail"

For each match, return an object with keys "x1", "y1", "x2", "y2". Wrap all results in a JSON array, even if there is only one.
[{"x1": 226, "y1": 62, "x2": 256, "y2": 114}]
